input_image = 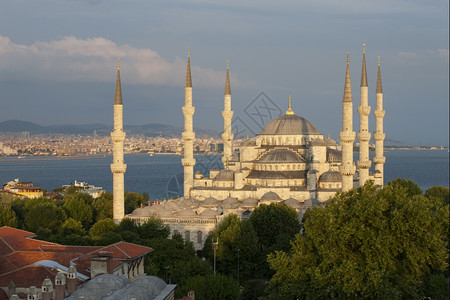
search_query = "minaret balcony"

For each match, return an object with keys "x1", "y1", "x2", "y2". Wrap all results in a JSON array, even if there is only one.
[
  {"x1": 358, "y1": 105, "x2": 371, "y2": 116},
  {"x1": 111, "y1": 164, "x2": 127, "y2": 173},
  {"x1": 111, "y1": 131, "x2": 126, "y2": 142},
  {"x1": 340, "y1": 164, "x2": 356, "y2": 176},
  {"x1": 357, "y1": 132, "x2": 371, "y2": 142},
  {"x1": 357, "y1": 160, "x2": 372, "y2": 169},
  {"x1": 374, "y1": 110, "x2": 385, "y2": 118},
  {"x1": 182, "y1": 158, "x2": 196, "y2": 167},
  {"x1": 182, "y1": 131, "x2": 195, "y2": 140},
  {"x1": 222, "y1": 111, "x2": 234, "y2": 119},
  {"x1": 222, "y1": 132, "x2": 234, "y2": 140},
  {"x1": 182, "y1": 106, "x2": 195, "y2": 116},
  {"x1": 373, "y1": 156, "x2": 386, "y2": 164},
  {"x1": 339, "y1": 131, "x2": 356, "y2": 142},
  {"x1": 373, "y1": 132, "x2": 385, "y2": 140}
]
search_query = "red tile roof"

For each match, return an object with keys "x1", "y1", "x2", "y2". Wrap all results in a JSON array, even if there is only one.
[
  {"x1": 0, "y1": 226, "x2": 55, "y2": 253},
  {"x1": 0, "y1": 287, "x2": 8, "y2": 300},
  {"x1": 96, "y1": 241, "x2": 153, "y2": 260},
  {"x1": 0, "y1": 265, "x2": 58, "y2": 287}
]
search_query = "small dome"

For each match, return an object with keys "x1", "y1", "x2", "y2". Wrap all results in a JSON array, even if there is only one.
[
  {"x1": 176, "y1": 209, "x2": 197, "y2": 218},
  {"x1": 260, "y1": 191, "x2": 282, "y2": 201},
  {"x1": 310, "y1": 138, "x2": 327, "y2": 146},
  {"x1": 260, "y1": 114, "x2": 319, "y2": 135},
  {"x1": 201, "y1": 197, "x2": 219, "y2": 207},
  {"x1": 324, "y1": 137, "x2": 336, "y2": 146},
  {"x1": 164, "y1": 201, "x2": 180, "y2": 211},
  {"x1": 199, "y1": 209, "x2": 219, "y2": 218},
  {"x1": 283, "y1": 198, "x2": 302, "y2": 209},
  {"x1": 178, "y1": 197, "x2": 198, "y2": 208},
  {"x1": 221, "y1": 197, "x2": 239, "y2": 209},
  {"x1": 132, "y1": 276, "x2": 166, "y2": 298},
  {"x1": 214, "y1": 170, "x2": 234, "y2": 181},
  {"x1": 241, "y1": 198, "x2": 259, "y2": 208},
  {"x1": 319, "y1": 170, "x2": 342, "y2": 182},
  {"x1": 258, "y1": 149, "x2": 304, "y2": 163}
]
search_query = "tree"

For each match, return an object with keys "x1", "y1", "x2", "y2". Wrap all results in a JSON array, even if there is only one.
[
  {"x1": 386, "y1": 178, "x2": 422, "y2": 198},
  {"x1": 0, "y1": 205, "x2": 17, "y2": 227},
  {"x1": 63, "y1": 194, "x2": 93, "y2": 228},
  {"x1": 90, "y1": 218, "x2": 118, "y2": 240},
  {"x1": 24, "y1": 202, "x2": 67, "y2": 236},
  {"x1": 125, "y1": 191, "x2": 147, "y2": 214},
  {"x1": 138, "y1": 216, "x2": 170, "y2": 240},
  {"x1": 92, "y1": 192, "x2": 113, "y2": 221},
  {"x1": 267, "y1": 182, "x2": 449, "y2": 299},
  {"x1": 425, "y1": 186, "x2": 449, "y2": 205},
  {"x1": 177, "y1": 274, "x2": 239, "y2": 300}
]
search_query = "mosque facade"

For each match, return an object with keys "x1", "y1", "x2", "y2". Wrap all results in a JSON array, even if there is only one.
[{"x1": 125, "y1": 46, "x2": 386, "y2": 250}]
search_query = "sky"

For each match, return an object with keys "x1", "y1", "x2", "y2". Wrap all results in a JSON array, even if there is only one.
[{"x1": 0, "y1": 0, "x2": 448, "y2": 146}]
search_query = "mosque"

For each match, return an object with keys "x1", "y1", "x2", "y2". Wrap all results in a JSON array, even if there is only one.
[{"x1": 114, "y1": 46, "x2": 386, "y2": 250}]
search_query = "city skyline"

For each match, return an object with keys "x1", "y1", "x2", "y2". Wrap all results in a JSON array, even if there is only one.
[{"x1": 0, "y1": 0, "x2": 448, "y2": 146}]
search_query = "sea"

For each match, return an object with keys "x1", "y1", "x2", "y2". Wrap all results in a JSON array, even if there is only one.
[{"x1": 0, "y1": 150, "x2": 448, "y2": 200}]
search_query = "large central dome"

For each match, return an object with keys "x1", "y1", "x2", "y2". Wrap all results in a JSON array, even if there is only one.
[{"x1": 260, "y1": 114, "x2": 319, "y2": 135}]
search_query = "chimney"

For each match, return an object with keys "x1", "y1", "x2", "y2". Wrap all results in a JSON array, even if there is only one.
[
  {"x1": 27, "y1": 286, "x2": 38, "y2": 300},
  {"x1": 55, "y1": 272, "x2": 66, "y2": 300},
  {"x1": 188, "y1": 290, "x2": 195, "y2": 300},
  {"x1": 8, "y1": 281, "x2": 16, "y2": 297},
  {"x1": 41, "y1": 278, "x2": 53, "y2": 300},
  {"x1": 67, "y1": 266, "x2": 78, "y2": 294},
  {"x1": 89, "y1": 251, "x2": 114, "y2": 278}
]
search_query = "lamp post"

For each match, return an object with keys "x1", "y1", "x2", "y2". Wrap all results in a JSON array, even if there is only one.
[
  {"x1": 237, "y1": 247, "x2": 240, "y2": 284},
  {"x1": 212, "y1": 238, "x2": 219, "y2": 274}
]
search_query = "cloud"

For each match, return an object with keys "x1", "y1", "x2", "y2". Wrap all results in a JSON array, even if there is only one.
[{"x1": 0, "y1": 35, "x2": 242, "y2": 88}]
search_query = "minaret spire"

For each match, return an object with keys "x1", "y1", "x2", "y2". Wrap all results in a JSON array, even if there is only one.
[
  {"x1": 182, "y1": 48, "x2": 196, "y2": 197},
  {"x1": 357, "y1": 44, "x2": 372, "y2": 186},
  {"x1": 340, "y1": 51, "x2": 356, "y2": 191},
  {"x1": 373, "y1": 56, "x2": 386, "y2": 186},
  {"x1": 222, "y1": 60, "x2": 234, "y2": 166},
  {"x1": 111, "y1": 58, "x2": 127, "y2": 222}
]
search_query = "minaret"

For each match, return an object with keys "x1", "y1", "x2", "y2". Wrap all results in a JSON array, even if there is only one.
[
  {"x1": 222, "y1": 60, "x2": 234, "y2": 166},
  {"x1": 182, "y1": 48, "x2": 196, "y2": 197},
  {"x1": 357, "y1": 44, "x2": 371, "y2": 186},
  {"x1": 340, "y1": 52, "x2": 356, "y2": 191},
  {"x1": 373, "y1": 56, "x2": 386, "y2": 185},
  {"x1": 110, "y1": 58, "x2": 127, "y2": 222}
]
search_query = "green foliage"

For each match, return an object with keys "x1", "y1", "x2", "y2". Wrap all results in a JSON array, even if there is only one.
[
  {"x1": 0, "y1": 205, "x2": 17, "y2": 227},
  {"x1": 425, "y1": 185, "x2": 450, "y2": 205},
  {"x1": 24, "y1": 201, "x2": 66, "y2": 236},
  {"x1": 90, "y1": 218, "x2": 118, "y2": 240},
  {"x1": 386, "y1": 178, "x2": 422, "y2": 198},
  {"x1": 267, "y1": 182, "x2": 449, "y2": 299},
  {"x1": 92, "y1": 192, "x2": 113, "y2": 221},
  {"x1": 144, "y1": 236, "x2": 196, "y2": 279},
  {"x1": 63, "y1": 193, "x2": 93, "y2": 228},
  {"x1": 238, "y1": 279, "x2": 266, "y2": 300},
  {"x1": 177, "y1": 274, "x2": 239, "y2": 300},
  {"x1": 138, "y1": 216, "x2": 170, "y2": 240},
  {"x1": 125, "y1": 191, "x2": 147, "y2": 214},
  {"x1": 171, "y1": 256, "x2": 213, "y2": 289},
  {"x1": 60, "y1": 218, "x2": 86, "y2": 236}
]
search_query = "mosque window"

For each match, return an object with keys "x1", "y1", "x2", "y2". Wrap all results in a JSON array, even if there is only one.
[
  {"x1": 197, "y1": 231, "x2": 203, "y2": 243},
  {"x1": 173, "y1": 230, "x2": 179, "y2": 236},
  {"x1": 185, "y1": 230, "x2": 190, "y2": 242}
]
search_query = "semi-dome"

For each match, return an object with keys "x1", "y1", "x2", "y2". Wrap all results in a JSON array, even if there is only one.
[
  {"x1": 260, "y1": 114, "x2": 319, "y2": 135},
  {"x1": 258, "y1": 149, "x2": 304, "y2": 163},
  {"x1": 241, "y1": 197, "x2": 259, "y2": 208},
  {"x1": 319, "y1": 170, "x2": 342, "y2": 182},
  {"x1": 260, "y1": 191, "x2": 282, "y2": 201}
]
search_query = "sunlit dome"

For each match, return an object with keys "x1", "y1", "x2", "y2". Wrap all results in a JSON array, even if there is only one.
[{"x1": 260, "y1": 114, "x2": 319, "y2": 135}]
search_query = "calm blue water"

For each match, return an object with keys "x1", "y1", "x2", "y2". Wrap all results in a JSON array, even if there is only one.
[{"x1": 0, "y1": 150, "x2": 448, "y2": 200}]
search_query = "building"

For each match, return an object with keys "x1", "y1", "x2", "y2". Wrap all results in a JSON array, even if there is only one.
[
  {"x1": 0, "y1": 226, "x2": 175, "y2": 300},
  {"x1": 126, "y1": 47, "x2": 386, "y2": 250},
  {"x1": 61, "y1": 181, "x2": 105, "y2": 199},
  {"x1": 2, "y1": 179, "x2": 43, "y2": 199}
]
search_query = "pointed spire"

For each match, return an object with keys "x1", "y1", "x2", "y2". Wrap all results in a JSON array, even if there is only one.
[
  {"x1": 343, "y1": 52, "x2": 353, "y2": 103},
  {"x1": 114, "y1": 58, "x2": 123, "y2": 105},
  {"x1": 224, "y1": 59, "x2": 231, "y2": 95},
  {"x1": 286, "y1": 95, "x2": 294, "y2": 115},
  {"x1": 361, "y1": 43, "x2": 368, "y2": 87},
  {"x1": 185, "y1": 47, "x2": 192, "y2": 87},
  {"x1": 376, "y1": 56, "x2": 383, "y2": 93}
]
